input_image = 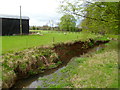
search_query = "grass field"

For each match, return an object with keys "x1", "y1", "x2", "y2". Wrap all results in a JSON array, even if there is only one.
[{"x1": 2, "y1": 31, "x2": 99, "y2": 54}]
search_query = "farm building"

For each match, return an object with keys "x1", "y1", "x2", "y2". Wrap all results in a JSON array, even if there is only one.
[{"x1": 0, "y1": 15, "x2": 29, "y2": 36}]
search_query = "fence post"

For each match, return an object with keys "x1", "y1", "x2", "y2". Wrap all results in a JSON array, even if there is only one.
[
  {"x1": 26, "y1": 36, "x2": 28, "y2": 48},
  {"x1": 52, "y1": 37, "x2": 55, "y2": 43}
]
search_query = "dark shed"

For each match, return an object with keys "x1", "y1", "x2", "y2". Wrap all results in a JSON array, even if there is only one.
[{"x1": 0, "y1": 15, "x2": 29, "y2": 36}]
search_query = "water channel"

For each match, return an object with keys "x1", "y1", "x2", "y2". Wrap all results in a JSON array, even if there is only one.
[{"x1": 11, "y1": 44, "x2": 106, "y2": 89}]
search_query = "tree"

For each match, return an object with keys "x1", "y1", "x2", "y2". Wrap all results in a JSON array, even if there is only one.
[
  {"x1": 81, "y1": 2, "x2": 119, "y2": 34},
  {"x1": 59, "y1": 14, "x2": 76, "y2": 32},
  {"x1": 58, "y1": 0, "x2": 119, "y2": 34},
  {"x1": 32, "y1": 26, "x2": 36, "y2": 30}
]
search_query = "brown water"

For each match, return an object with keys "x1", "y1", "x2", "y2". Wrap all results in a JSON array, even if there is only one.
[{"x1": 11, "y1": 44, "x2": 105, "y2": 89}]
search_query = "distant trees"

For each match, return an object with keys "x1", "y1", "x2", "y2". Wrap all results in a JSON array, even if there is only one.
[
  {"x1": 29, "y1": 26, "x2": 36, "y2": 30},
  {"x1": 30, "y1": 25, "x2": 51, "y2": 30},
  {"x1": 59, "y1": 14, "x2": 77, "y2": 31}
]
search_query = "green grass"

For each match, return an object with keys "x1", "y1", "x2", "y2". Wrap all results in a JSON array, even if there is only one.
[
  {"x1": 0, "y1": 65, "x2": 2, "y2": 88},
  {"x1": 36, "y1": 37, "x2": 118, "y2": 88},
  {"x1": 2, "y1": 31, "x2": 98, "y2": 54}
]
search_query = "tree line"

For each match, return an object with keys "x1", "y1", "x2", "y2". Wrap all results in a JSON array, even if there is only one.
[{"x1": 30, "y1": 16, "x2": 82, "y2": 32}]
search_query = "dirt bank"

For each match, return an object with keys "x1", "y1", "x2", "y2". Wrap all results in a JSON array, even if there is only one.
[
  {"x1": 2, "y1": 39, "x2": 109, "y2": 88},
  {"x1": 53, "y1": 39, "x2": 109, "y2": 64}
]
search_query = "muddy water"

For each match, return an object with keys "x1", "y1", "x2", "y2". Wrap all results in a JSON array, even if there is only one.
[{"x1": 11, "y1": 44, "x2": 106, "y2": 89}]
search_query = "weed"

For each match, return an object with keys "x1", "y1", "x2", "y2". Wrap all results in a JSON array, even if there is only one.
[
  {"x1": 75, "y1": 57, "x2": 88, "y2": 63},
  {"x1": 56, "y1": 61, "x2": 62, "y2": 65},
  {"x1": 48, "y1": 64, "x2": 57, "y2": 69},
  {"x1": 19, "y1": 63, "x2": 27, "y2": 69},
  {"x1": 28, "y1": 70, "x2": 37, "y2": 75},
  {"x1": 88, "y1": 42, "x2": 94, "y2": 47}
]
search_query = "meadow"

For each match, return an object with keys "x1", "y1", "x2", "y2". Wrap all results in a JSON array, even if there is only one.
[{"x1": 2, "y1": 30, "x2": 99, "y2": 54}]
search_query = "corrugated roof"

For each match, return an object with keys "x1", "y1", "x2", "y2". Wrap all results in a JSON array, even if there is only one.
[{"x1": 0, "y1": 14, "x2": 29, "y2": 19}]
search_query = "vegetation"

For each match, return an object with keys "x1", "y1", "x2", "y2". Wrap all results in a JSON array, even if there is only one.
[
  {"x1": 59, "y1": 0, "x2": 119, "y2": 34},
  {"x1": 59, "y1": 14, "x2": 76, "y2": 31},
  {"x1": 30, "y1": 25, "x2": 51, "y2": 30},
  {"x1": 36, "y1": 35, "x2": 118, "y2": 88},
  {"x1": 1, "y1": 45, "x2": 61, "y2": 88},
  {"x1": 81, "y1": 2, "x2": 119, "y2": 34}
]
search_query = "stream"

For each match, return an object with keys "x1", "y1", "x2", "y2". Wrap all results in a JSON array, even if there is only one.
[{"x1": 11, "y1": 44, "x2": 106, "y2": 89}]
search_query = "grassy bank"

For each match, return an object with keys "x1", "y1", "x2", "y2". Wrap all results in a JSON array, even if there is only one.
[
  {"x1": 36, "y1": 38, "x2": 118, "y2": 88},
  {"x1": 2, "y1": 46, "x2": 61, "y2": 88}
]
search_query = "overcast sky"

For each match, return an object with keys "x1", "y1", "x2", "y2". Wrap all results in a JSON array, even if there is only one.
[{"x1": 0, "y1": 0, "x2": 62, "y2": 26}]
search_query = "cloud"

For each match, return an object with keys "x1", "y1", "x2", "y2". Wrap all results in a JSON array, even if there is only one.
[{"x1": 0, "y1": 0, "x2": 62, "y2": 26}]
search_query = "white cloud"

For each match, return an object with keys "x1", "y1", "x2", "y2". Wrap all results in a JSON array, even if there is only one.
[{"x1": 0, "y1": 0, "x2": 62, "y2": 26}]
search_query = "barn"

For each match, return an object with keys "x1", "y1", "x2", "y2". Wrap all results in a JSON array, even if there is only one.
[{"x1": 0, "y1": 15, "x2": 29, "y2": 36}]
